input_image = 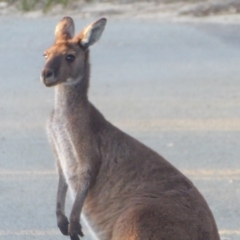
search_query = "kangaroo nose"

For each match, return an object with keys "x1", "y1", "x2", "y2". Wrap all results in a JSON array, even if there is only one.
[
  {"x1": 41, "y1": 69, "x2": 57, "y2": 87},
  {"x1": 46, "y1": 70, "x2": 53, "y2": 78},
  {"x1": 42, "y1": 69, "x2": 53, "y2": 79}
]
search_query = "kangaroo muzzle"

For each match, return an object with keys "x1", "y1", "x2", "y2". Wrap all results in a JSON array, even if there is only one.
[{"x1": 41, "y1": 68, "x2": 57, "y2": 87}]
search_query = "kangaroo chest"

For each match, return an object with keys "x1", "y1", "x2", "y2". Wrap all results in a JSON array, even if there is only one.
[{"x1": 50, "y1": 114, "x2": 79, "y2": 195}]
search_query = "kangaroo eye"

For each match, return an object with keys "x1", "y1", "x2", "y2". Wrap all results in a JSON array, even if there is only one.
[{"x1": 66, "y1": 54, "x2": 75, "y2": 62}]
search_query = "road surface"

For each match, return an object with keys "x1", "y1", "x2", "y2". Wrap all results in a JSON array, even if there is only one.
[{"x1": 0, "y1": 16, "x2": 239, "y2": 240}]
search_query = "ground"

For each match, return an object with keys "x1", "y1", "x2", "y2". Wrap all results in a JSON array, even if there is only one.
[{"x1": 2, "y1": 0, "x2": 240, "y2": 23}]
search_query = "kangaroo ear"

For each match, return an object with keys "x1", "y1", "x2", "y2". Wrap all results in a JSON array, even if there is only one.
[
  {"x1": 55, "y1": 16, "x2": 75, "y2": 41},
  {"x1": 77, "y1": 18, "x2": 107, "y2": 49}
]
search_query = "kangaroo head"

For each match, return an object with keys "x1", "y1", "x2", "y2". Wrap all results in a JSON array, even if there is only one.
[{"x1": 41, "y1": 16, "x2": 107, "y2": 87}]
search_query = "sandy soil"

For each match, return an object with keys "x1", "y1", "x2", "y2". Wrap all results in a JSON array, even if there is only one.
[{"x1": 1, "y1": 0, "x2": 240, "y2": 24}]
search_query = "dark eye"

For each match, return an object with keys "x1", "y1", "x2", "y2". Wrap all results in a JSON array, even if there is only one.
[{"x1": 66, "y1": 54, "x2": 75, "y2": 62}]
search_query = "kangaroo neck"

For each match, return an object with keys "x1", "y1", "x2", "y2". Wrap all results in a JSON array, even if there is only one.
[{"x1": 54, "y1": 81, "x2": 88, "y2": 112}]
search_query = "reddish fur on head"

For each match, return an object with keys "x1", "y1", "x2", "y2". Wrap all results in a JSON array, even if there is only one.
[{"x1": 41, "y1": 17, "x2": 107, "y2": 87}]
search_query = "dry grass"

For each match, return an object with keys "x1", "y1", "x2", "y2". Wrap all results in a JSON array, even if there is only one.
[
  {"x1": 2, "y1": 0, "x2": 206, "y2": 12},
  {"x1": 4, "y1": 0, "x2": 78, "y2": 12}
]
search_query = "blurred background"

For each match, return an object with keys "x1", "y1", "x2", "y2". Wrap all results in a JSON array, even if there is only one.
[
  {"x1": 0, "y1": 0, "x2": 239, "y2": 240},
  {"x1": 2, "y1": 0, "x2": 240, "y2": 18}
]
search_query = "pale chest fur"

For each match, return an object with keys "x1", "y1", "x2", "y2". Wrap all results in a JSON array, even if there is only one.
[{"x1": 48, "y1": 113, "x2": 79, "y2": 197}]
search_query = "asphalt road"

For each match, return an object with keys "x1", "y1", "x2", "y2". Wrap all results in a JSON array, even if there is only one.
[{"x1": 0, "y1": 16, "x2": 239, "y2": 240}]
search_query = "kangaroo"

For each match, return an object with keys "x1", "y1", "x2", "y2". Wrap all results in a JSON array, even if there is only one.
[{"x1": 40, "y1": 16, "x2": 220, "y2": 240}]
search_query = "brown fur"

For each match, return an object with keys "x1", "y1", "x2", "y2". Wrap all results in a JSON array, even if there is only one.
[{"x1": 40, "y1": 17, "x2": 220, "y2": 240}]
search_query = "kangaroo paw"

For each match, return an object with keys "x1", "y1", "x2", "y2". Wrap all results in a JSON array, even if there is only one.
[
  {"x1": 57, "y1": 214, "x2": 69, "y2": 236},
  {"x1": 69, "y1": 221, "x2": 84, "y2": 238}
]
